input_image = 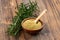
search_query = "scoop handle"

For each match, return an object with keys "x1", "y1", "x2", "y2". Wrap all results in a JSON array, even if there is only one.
[{"x1": 35, "y1": 9, "x2": 47, "y2": 23}]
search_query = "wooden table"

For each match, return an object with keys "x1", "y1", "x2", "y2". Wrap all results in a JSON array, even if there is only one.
[{"x1": 0, "y1": 0, "x2": 60, "y2": 40}]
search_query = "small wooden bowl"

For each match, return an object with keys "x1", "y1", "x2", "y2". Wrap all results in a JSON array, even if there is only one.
[{"x1": 21, "y1": 17, "x2": 44, "y2": 34}]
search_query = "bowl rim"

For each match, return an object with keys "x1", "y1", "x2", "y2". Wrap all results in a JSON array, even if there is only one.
[{"x1": 21, "y1": 17, "x2": 45, "y2": 31}]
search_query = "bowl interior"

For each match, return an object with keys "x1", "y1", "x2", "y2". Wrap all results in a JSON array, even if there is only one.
[{"x1": 21, "y1": 17, "x2": 44, "y2": 31}]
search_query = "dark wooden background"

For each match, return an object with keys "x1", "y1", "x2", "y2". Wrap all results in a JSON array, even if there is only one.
[{"x1": 0, "y1": 0, "x2": 60, "y2": 40}]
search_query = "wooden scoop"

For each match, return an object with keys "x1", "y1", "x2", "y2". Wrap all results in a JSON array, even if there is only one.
[{"x1": 35, "y1": 9, "x2": 47, "y2": 23}]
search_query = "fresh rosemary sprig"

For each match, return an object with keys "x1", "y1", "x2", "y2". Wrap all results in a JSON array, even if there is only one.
[{"x1": 7, "y1": 1, "x2": 38, "y2": 36}]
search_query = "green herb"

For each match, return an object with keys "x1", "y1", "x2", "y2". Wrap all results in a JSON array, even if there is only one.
[{"x1": 7, "y1": 1, "x2": 38, "y2": 36}]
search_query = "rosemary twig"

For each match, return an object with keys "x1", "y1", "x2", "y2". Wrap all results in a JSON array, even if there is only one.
[{"x1": 7, "y1": 1, "x2": 39, "y2": 36}]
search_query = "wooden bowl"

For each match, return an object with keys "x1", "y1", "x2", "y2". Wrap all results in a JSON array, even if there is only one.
[{"x1": 21, "y1": 17, "x2": 44, "y2": 34}]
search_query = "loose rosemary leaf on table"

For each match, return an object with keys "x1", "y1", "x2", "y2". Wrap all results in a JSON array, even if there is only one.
[{"x1": 7, "y1": 1, "x2": 39, "y2": 36}]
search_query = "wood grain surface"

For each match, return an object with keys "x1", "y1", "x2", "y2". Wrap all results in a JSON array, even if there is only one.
[{"x1": 0, "y1": 0, "x2": 60, "y2": 40}]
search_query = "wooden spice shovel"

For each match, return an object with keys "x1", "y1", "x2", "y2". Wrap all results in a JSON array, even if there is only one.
[{"x1": 35, "y1": 9, "x2": 47, "y2": 23}]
